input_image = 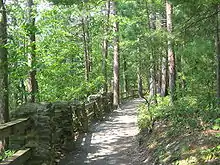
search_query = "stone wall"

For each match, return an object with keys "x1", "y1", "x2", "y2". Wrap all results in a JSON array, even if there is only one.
[{"x1": 11, "y1": 92, "x2": 113, "y2": 165}]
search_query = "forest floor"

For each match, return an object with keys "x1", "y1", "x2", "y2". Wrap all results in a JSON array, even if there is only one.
[
  {"x1": 135, "y1": 120, "x2": 220, "y2": 165},
  {"x1": 58, "y1": 98, "x2": 145, "y2": 165}
]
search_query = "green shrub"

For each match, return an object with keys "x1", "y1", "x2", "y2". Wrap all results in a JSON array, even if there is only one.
[
  {"x1": 137, "y1": 104, "x2": 153, "y2": 130},
  {"x1": 137, "y1": 95, "x2": 220, "y2": 131},
  {"x1": 0, "y1": 150, "x2": 15, "y2": 162}
]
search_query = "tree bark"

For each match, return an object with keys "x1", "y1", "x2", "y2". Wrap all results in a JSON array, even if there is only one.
[
  {"x1": 166, "y1": 0, "x2": 176, "y2": 103},
  {"x1": 161, "y1": 52, "x2": 168, "y2": 97},
  {"x1": 82, "y1": 17, "x2": 90, "y2": 82},
  {"x1": 147, "y1": 1, "x2": 157, "y2": 103},
  {"x1": 0, "y1": 0, "x2": 9, "y2": 152},
  {"x1": 102, "y1": 0, "x2": 110, "y2": 93},
  {"x1": 149, "y1": 55, "x2": 156, "y2": 99},
  {"x1": 112, "y1": 1, "x2": 120, "y2": 107},
  {"x1": 27, "y1": 0, "x2": 38, "y2": 102},
  {"x1": 137, "y1": 67, "x2": 143, "y2": 97},
  {"x1": 216, "y1": 4, "x2": 220, "y2": 105},
  {"x1": 123, "y1": 54, "x2": 128, "y2": 94}
]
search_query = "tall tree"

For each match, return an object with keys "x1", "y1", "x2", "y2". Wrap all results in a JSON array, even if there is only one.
[
  {"x1": 161, "y1": 51, "x2": 168, "y2": 97},
  {"x1": 0, "y1": 0, "x2": 9, "y2": 152},
  {"x1": 102, "y1": 0, "x2": 110, "y2": 93},
  {"x1": 166, "y1": 0, "x2": 176, "y2": 103},
  {"x1": 82, "y1": 16, "x2": 90, "y2": 82},
  {"x1": 27, "y1": 0, "x2": 38, "y2": 102},
  {"x1": 123, "y1": 54, "x2": 128, "y2": 94},
  {"x1": 216, "y1": 4, "x2": 220, "y2": 105},
  {"x1": 160, "y1": 15, "x2": 168, "y2": 97},
  {"x1": 137, "y1": 65, "x2": 143, "y2": 97},
  {"x1": 147, "y1": 1, "x2": 157, "y2": 103},
  {"x1": 112, "y1": 0, "x2": 120, "y2": 107}
]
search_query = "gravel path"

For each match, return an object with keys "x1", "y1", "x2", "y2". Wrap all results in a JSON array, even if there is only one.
[{"x1": 59, "y1": 98, "x2": 144, "y2": 165}]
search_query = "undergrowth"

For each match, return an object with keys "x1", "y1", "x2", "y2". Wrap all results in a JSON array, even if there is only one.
[
  {"x1": 137, "y1": 96, "x2": 220, "y2": 164},
  {"x1": 0, "y1": 150, "x2": 15, "y2": 162}
]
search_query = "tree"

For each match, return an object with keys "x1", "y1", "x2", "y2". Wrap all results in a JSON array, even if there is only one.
[
  {"x1": 161, "y1": 15, "x2": 168, "y2": 97},
  {"x1": 112, "y1": 0, "x2": 120, "y2": 107},
  {"x1": 0, "y1": 0, "x2": 9, "y2": 152},
  {"x1": 123, "y1": 53, "x2": 128, "y2": 94},
  {"x1": 102, "y1": 0, "x2": 110, "y2": 93},
  {"x1": 27, "y1": 0, "x2": 38, "y2": 102},
  {"x1": 147, "y1": 1, "x2": 157, "y2": 103},
  {"x1": 82, "y1": 16, "x2": 90, "y2": 82},
  {"x1": 166, "y1": 0, "x2": 176, "y2": 103},
  {"x1": 216, "y1": 4, "x2": 220, "y2": 105}
]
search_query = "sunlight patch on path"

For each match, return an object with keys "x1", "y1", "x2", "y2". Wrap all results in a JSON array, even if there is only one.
[{"x1": 59, "y1": 98, "x2": 144, "y2": 165}]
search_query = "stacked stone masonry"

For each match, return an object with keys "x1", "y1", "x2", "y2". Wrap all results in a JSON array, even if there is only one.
[{"x1": 10, "y1": 92, "x2": 113, "y2": 165}]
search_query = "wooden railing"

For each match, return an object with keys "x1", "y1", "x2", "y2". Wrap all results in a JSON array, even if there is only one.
[
  {"x1": 0, "y1": 118, "x2": 32, "y2": 165},
  {"x1": 121, "y1": 89, "x2": 141, "y2": 100}
]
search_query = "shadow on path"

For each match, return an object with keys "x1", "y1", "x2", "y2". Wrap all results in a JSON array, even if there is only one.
[{"x1": 59, "y1": 98, "x2": 144, "y2": 165}]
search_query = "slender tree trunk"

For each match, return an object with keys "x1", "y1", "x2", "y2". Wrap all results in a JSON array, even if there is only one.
[
  {"x1": 156, "y1": 58, "x2": 161, "y2": 94},
  {"x1": 85, "y1": 15, "x2": 92, "y2": 73},
  {"x1": 0, "y1": 0, "x2": 9, "y2": 152},
  {"x1": 160, "y1": 14, "x2": 168, "y2": 97},
  {"x1": 216, "y1": 4, "x2": 220, "y2": 105},
  {"x1": 149, "y1": 55, "x2": 156, "y2": 99},
  {"x1": 123, "y1": 54, "x2": 128, "y2": 94},
  {"x1": 176, "y1": 51, "x2": 183, "y2": 96},
  {"x1": 161, "y1": 52, "x2": 168, "y2": 96},
  {"x1": 137, "y1": 67, "x2": 143, "y2": 97},
  {"x1": 166, "y1": 0, "x2": 176, "y2": 103},
  {"x1": 82, "y1": 17, "x2": 90, "y2": 82},
  {"x1": 147, "y1": 2, "x2": 157, "y2": 103},
  {"x1": 102, "y1": 0, "x2": 110, "y2": 93},
  {"x1": 27, "y1": 0, "x2": 38, "y2": 102},
  {"x1": 112, "y1": 1, "x2": 120, "y2": 107}
]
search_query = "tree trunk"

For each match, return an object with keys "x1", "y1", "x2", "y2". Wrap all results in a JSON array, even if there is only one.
[
  {"x1": 0, "y1": 0, "x2": 9, "y2": 152},
  {"x1": 147, "y1": 2, "x2": 157, "y2": 103},
  {"x1": 27, "y1": 0, "x2": 38, "y2": 102},
  {"x1": 86, "y1": 16, "x2": 92, "y2": 73},
  {"x1": 82, "y1": 17, "x2": 90, "y2": 82},
  {"x1": 166, "y1": 0, "x2": 176, "y2": 103},
  {"x1": 161, "y1": 52, "x2": 168, "y2": 97},
  {"x1": 123, "y1": 54, "x2": 128, "y2": 94},
  {"x1": 112, "y1": 1, "x2": 120, "y2": 107},
  {"x1": 137, "y1": 67, "x2": 143, "y2": 97},
  {"x1": 160, "y1": 13, "x2": 168, "y2": 97},
  {"x1": 216, "y1": 4, "x2": 220, "y2": 105},
  {"x1": 149, "y1": 55, "x2": 156, "y2": 99},
  {"x1": 156, "y1": 58, "x2": 161, "y2": 94},
  {"x1": 102, "y1": 0, "x2": 110, "y2": 93}
]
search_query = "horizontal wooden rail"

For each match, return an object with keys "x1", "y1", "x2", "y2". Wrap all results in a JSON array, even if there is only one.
[
  {"x1": 0, "y1": 118, "x2": 31, "y2": 139},
  {"x1": 0, "y1": 149, "x2": 32, "y2": 165},
  {"x1": 121, "y1": 90, "x2": 138, "y2": 100}
]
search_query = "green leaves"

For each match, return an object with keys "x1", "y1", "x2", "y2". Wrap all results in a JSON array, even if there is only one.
[
  {"x1": 213, "y1": 118, "x2": 220, "y2": 130},
  {"x1": 22, "y1": 23, "x2": 38, "y2": 35},
  {"x1": 47, "y1": 0, "x2": 101, "y2": 6},
  {"x1": 0, "y1": 150, "x2": 15, "y2": 162}
]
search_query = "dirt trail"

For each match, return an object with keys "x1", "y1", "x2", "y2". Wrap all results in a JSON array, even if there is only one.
[{"x1": 59, "y1": 98, "x2": 144, "y2": 165}]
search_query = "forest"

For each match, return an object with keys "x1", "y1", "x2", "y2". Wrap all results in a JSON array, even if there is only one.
[{"x1": 0, "y1": 0, "x2": 220, "y2": 164}]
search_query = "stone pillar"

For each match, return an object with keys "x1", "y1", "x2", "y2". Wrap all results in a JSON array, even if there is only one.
[
  {"x1": 15, "y1": 102, "x2": 53, "y2": 165},
  {"x1": 51, "y1": 101, "x2": 75, "y2": 157},
  {"x1": 71, "y1": 102, "x2": 88, "y2": 133}
]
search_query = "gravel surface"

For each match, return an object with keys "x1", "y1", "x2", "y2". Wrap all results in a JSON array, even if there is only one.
[{"x1": 59, "y1": 98, "x2": 145, "y2": 165}]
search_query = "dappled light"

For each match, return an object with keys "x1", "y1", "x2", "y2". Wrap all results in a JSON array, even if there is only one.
[
  {"x1": 59, "y1": 99, "x2": 144, "y2": 165},
  {"x1": 0, "y1": 0, "x2": 220, "y2": 164}
]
